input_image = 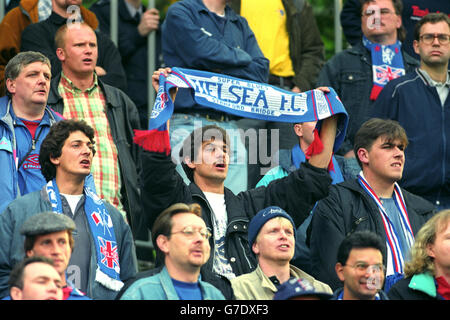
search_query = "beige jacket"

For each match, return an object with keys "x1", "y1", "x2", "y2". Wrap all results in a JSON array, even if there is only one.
[{"x1": 231, "y1": 264, "x2": 332, "y2": 300}]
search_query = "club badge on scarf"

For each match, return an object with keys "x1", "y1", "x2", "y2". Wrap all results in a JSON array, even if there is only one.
[
  {"x1": 363, "y1": 36, "x2": 405, "y2": 100},
  {"x1": 140, "y1": 67, "x2": 348, "y2": 156},
  {"x1": 46, "y1": 179, "x2": 123, "y2": 291}
]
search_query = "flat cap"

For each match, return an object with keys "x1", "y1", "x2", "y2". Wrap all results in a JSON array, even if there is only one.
[{"x1": 20, "y1": 212, "x2": 76, "y2": 236}]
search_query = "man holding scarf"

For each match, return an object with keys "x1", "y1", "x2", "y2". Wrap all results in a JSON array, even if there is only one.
[
  {"x1": 317, "y1": 0, "x2": 419, "y2": 168},
  {"x1": 0, "y1": 119, "x2": 137, "y2": 300},
  {"x1": 308, "y1": 118, "x2": 435, "y2": 293},
  {"x1": 134, "y1": 68, "x2": 347, "y2": 299}
]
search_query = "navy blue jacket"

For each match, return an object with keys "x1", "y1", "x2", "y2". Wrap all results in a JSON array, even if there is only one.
[
  {"x1": 161, "y1": 0, "x2": 269, "y2": 112},
  {"x1": 370, "y1": 69, "x2": 450, "y2": 206},
  {"x1": 316, "y1": 41, "x2": 419, "y2": 155}
]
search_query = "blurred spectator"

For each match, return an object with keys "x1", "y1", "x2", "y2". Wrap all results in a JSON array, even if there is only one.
[
  {"x1": 230, "y1": 206, "x2": 332, "y2": 300},
  {"x1": 120, "y1": 203, "x2": 225, "y2": 300},
  {"x1": 8, "y1": 256, "x2": 63, "y2": 300},
  {"x1": 317, "y1": 0, "x2": 419, "y2": 176},
  {"x1": 308, "y1": 118, "x2": 435, "y2": 292},
  {"x1": 20, "y1": 0, "x2": 127, "y2": 91},
  {"x1": 370, "y1": 13, "x2": 450, "y2": 210},
  {"x1": 273, "y1": 277, "x2": 333, "y2": 300},
  {"x1": 47, "y1": 22, "x2": 144, "y2": 238},
  {"x1": 0, "y1": 119, "x2": 138, "y2": 299},
  {"x1": 230, "y1": 0, "x2": 325, "y2": 188},
  {"x1": 333, "y1": 230, "x2": 389, "y2": 300},
  {"x1": 0, "y1": 0, "x2": 53, "y2": 96},
  {"x1": 388, "y1": 209, "x2": 450, "y2": 300},
  {"x1": 90, "y1": 0, "x2": 161, "y2": 129},
  {"x1": 0, "y1": 51, "x2": 63, "y2": 214},
  {"x1": 161, "y1": 0, "x2": 269, "y2": 194}
]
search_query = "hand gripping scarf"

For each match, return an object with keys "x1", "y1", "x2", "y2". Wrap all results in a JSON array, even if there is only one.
[
  {"x1": 46, "y1": 179, "x2": 123, "y2": 291},
  {"x1": 134, "y1": 67, "x2": 349, "y2": 161}
]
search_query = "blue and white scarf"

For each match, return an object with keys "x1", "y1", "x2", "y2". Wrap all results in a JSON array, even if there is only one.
[
  {"x1": 357, "y1": 173, "x2": 414, "y2": 291},
  {"x1": 46, "y1": 179, "x2": 123, "y2": 291},
  {"x1": 363, "y1": 36, "x2": 405, "y2": 100},
  {"x1": 145, "y1": 67, "x2": 348, "y2": 154}
]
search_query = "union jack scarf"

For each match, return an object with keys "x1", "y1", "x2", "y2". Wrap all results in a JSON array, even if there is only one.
[
  {"x1": 134, "y1": 68, "x2": 349, "y2": 163},
  {"x1": 46, "y1": 179, "x2": 123, "y2": 291},
  {"x1": 363, "y1": 36, "x2": 405, "y2": 100},
  {"x1": 357, "y1": 173, "x2": 414, "y2": 291}
]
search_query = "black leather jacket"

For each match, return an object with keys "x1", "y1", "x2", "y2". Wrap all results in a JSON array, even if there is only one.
[{"x1": 308, "y1": 179, "x2": 436, "y2": 290}]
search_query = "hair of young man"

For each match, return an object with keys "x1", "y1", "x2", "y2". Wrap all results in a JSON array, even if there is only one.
[
  {"x1": 359, "y1": 0, "x2": 406, "y2": 42},
  {"x1": 24, "y1": 230, "x2": 75, "y2": 255},
  {"x1": 336, "y1": 230, "x2": 386, "y2": 266},
  {"x1": 4, "y1": 51, "x2": 51, "y2": 96},
  {"x1": 404, "y1": 209, "x2": 450, "y2": 278},
  {"x1": 39, "y1": 119, "x2": 96, "y2": 182},
  {"x1": 152, "y1": 203, "x2": 203, "y2": 267},
  {"x1": 353, "y1": 118, "x2": 408, "y2": 168},
  {"x1": 413, "y1": 12, "x2": 450, "y2": 41},
  {"x1": 179, "y1": 125, "x2": 230, "y2": 182},
  {"x1": 54, "y1": 21, "x2": 93, "y2": 50},
  {"x1": 8, "y1": 256, "x2": 55, "y2": 290}
]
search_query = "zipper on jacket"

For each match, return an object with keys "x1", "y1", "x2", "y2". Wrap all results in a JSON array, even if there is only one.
[{"x1": 347, "y1": 216, "x2": 368, "y2": 236}]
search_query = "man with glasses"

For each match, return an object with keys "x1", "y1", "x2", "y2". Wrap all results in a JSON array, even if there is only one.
[
  {"x1": 333, "y1": 231, "x2": 389, "y2": 300},
  {"x1": 317, "y1": 0, "x2": 419, "y2": 179},
  {"x1": 230, "y1": 206, "x2": 331, "y2": 300},
  {"x1": 120, "y1": 203, "x2": 225, "y2": 300},
  {"x1": 371, "y1": 13, "x2": 450, "y2": 210}
]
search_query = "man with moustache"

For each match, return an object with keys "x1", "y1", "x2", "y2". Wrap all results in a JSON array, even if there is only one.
[{"x1": 120, "y1": 203, "x2": 225, "y2": 300}]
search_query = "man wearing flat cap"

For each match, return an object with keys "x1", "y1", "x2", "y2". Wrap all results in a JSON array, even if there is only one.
[
  {"x1": 21, "y1": 212, "x2": 90, "y2": 300},
  {"x1": 2, "y1": 212, "x2": 90, "y2": 300},
  {"x1": 230, "y1": 206, "x2": 331, "y2": 299}
]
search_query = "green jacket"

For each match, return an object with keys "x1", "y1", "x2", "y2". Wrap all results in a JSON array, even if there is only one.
[
  {"x1": 230, "y1": 0, "x2": 325, "y2": 91},
  {"x1": 230, "y1": 264, "x2": 332, "y2": 300}
]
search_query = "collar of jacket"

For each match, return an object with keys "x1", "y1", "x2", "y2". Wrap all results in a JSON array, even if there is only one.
[
  {"x1": 408, "y1": 272, "x2": 437, "y2": 298},
  {"x1": 48, "y1": 72, "x2": 122, "y2": 112},
  {"x1": 19, "y1": 0, "x2": 39, "y2": 22},
  {"x1": 190, "y1": 0, "x2": 238, "y2": 22}
]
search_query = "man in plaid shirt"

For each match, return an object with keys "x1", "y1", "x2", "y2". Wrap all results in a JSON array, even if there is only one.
[{"x1": 46, "y1": 21, "x2": 144, "y2": 239}]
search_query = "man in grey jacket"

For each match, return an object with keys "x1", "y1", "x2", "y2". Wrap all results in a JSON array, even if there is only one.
[{"x1": 0, "y1": 119, "x2": 137, "y2": 300}]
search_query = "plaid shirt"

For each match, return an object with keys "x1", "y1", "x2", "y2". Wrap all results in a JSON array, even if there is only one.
[{"x1": 58, "y1": 73, "x2": 125, "y2": 216}]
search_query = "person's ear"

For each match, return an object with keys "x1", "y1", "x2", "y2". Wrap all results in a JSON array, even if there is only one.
[{"x1": 10, "y1": 287, "x2": 23, "y2": 300}]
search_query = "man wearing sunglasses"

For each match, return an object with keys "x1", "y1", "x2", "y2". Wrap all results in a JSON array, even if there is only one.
[
  {"x1": 371, "y1": 12, "x2": 450, "y2": 211},
  {"x1": 119, "y1": 203, "x2": 225, "y2": 300}
]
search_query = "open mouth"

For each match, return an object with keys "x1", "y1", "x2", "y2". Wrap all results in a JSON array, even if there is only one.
[{"x1": 80, "y1": 159, "x2": 91, "y2": 167}]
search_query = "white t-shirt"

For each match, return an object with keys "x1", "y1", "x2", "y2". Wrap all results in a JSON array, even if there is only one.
[
  {"x1": 61, "y1": 193, "x2": 83, "y2": 216},
  {"x1": 204, "y1": 192, "x2": 236, "y2": 280}
]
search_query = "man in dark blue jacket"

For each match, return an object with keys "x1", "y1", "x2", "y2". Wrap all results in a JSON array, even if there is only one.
[
  {"x1": 161, "y1": 0, "x2": 269, "y2": 194},
  {"x1": 370, "y1": 13, "x2": 450, "y2": 210}
]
